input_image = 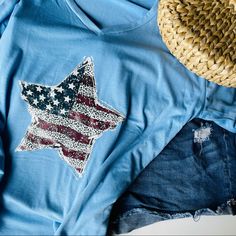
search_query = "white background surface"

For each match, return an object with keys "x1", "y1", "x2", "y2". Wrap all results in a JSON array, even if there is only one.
[{"x1": 123, "y1": 216, "x2": 236, "y2": 235}]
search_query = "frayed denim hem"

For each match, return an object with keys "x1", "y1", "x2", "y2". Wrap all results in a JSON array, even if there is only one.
[{"x1": 110, "y1": 198, "x2": 236, "y2": 234}]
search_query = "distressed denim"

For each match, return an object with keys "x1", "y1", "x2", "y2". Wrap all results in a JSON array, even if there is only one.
[{"x1": 109, "y1": 119, "x2": 236, "y2": 234}]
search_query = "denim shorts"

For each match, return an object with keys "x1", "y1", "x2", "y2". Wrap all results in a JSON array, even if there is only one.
[{"x1": 109, "y1": 119, "x2": 236, "y2": 234}]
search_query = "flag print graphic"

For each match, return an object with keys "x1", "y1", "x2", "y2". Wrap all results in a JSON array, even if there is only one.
[{"x1": 17, "y1": 57, "x2": 125, "y2": 176}]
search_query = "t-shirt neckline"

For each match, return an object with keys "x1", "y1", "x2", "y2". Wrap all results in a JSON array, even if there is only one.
[{"x1": 65, "y1": 0, "x2": 158, "y2": 35}]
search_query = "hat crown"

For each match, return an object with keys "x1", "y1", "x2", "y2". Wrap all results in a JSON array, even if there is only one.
[{"x1": 158, "y1": 0, "x2": 236, "y2": 87}]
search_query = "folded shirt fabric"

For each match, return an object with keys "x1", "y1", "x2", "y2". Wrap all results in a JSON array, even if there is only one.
[
  {"x1": 109, "y1": 118, "x2": 236, "y2": 234},
  {"x1": 0, "y1": 0, "x2": 236, "y2": 235}
]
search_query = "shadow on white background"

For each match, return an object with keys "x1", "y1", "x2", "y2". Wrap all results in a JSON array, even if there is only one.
[{"x1": 121, "y1": 216, "x2": 236, "y2": 235}]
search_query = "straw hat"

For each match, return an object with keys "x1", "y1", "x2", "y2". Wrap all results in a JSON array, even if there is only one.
[{"x1": 158, "y1": 0, "x2": 236, "y2": 87}]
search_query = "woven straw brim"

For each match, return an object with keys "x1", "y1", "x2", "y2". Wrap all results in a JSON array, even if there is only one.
[{"x1": 158, "y1": 0, "x2": 236, "y2": 88}]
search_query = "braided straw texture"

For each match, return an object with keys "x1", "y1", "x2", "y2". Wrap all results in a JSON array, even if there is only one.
[{"x1": 158, "y1": 0, "x2": 236, "y2": 87}]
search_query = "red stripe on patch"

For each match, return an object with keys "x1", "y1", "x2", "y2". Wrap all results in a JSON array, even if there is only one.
[
  {"x1": 37, "y1": 118, "x2": 91, "y2": 144},
  {"x1": 27, "y1": 132, "x2": 55, "y2": 146},
  {"x1": 68, "y1": 111, "x2": 112, "y2": 130},
  {"x1": 76, "y1": 94, "x2": 122, "y2": 116},
  {"x1": 61, "y1": 146, "x2": 89, "y2": 161},
  {"x1": 77, "y1": 93, "x2": 95, "y2": 106},
  {"x1": 26, "y1": 133, "x2": 89, "y2": 162}
]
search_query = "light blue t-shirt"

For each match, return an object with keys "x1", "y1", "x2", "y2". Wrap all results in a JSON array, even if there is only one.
[{"x1": 0, "y1": 0, "x2": 235, "y2": 235}]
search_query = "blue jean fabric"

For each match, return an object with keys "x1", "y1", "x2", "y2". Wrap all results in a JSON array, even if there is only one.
[{"x1": 109, "y1": 119, "x2": 236, "y2": 234}]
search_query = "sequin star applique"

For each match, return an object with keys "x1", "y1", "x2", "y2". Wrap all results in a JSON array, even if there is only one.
[{"x1": 17, "y1": 57, "x2": 125, "y2": 176}]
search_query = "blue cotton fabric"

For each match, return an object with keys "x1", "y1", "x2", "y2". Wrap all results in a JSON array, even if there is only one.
[{"x1": 0, "y1": 0, "x2": 235, "y2": 235}]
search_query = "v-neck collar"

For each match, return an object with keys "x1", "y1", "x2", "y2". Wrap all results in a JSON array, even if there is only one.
[{"x1": 65, "y1": 0, "x2": 158, "y2": 36}]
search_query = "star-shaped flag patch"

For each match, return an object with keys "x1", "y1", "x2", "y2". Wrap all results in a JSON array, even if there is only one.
[{"x1": 17, "y1": 57, "x2": 125, "y2": 176}]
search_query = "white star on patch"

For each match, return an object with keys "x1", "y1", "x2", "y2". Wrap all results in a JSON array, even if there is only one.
[
  {"x1": 68, "y1": 83, "x2": 75, "y2": 89},
  {"x1": 64, "y1": 96, "x2": 71, "y2": 103},
  {"x1": 56, "y1": 87, "x2": 63, "y2": 93},
  {"x1": 46, "y1": 104, "x2": 52, "y2": 110},
  {"x1": 60, "y1": 109, "x2": 66, "y2": 115},
  {"x1": 39, "y1": 94, "x2": 46, "y2": 101},
  {"x1": 33, "y1": 99, "x2": 39, "y2": 105},
  {"x1": 26, "y1": 90, "x2": 33, "y2": 96},
  {"x1": 53, "y1": 99, "x2": 59, "y2": 106},
  {"x1": 50, "y1": 90, "x2": 56, "y2": 98},
  {"x1": 36, "y1": 86, "x2": 42, "y2": 92}
]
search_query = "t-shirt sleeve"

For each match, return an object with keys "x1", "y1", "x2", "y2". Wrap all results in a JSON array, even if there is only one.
[
  {"x1": 197, "y1": 81, "x2": 236, "y2": 133},
  {"x1": 0, "y1": 0, "x2": 19, "y2": 38}
]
